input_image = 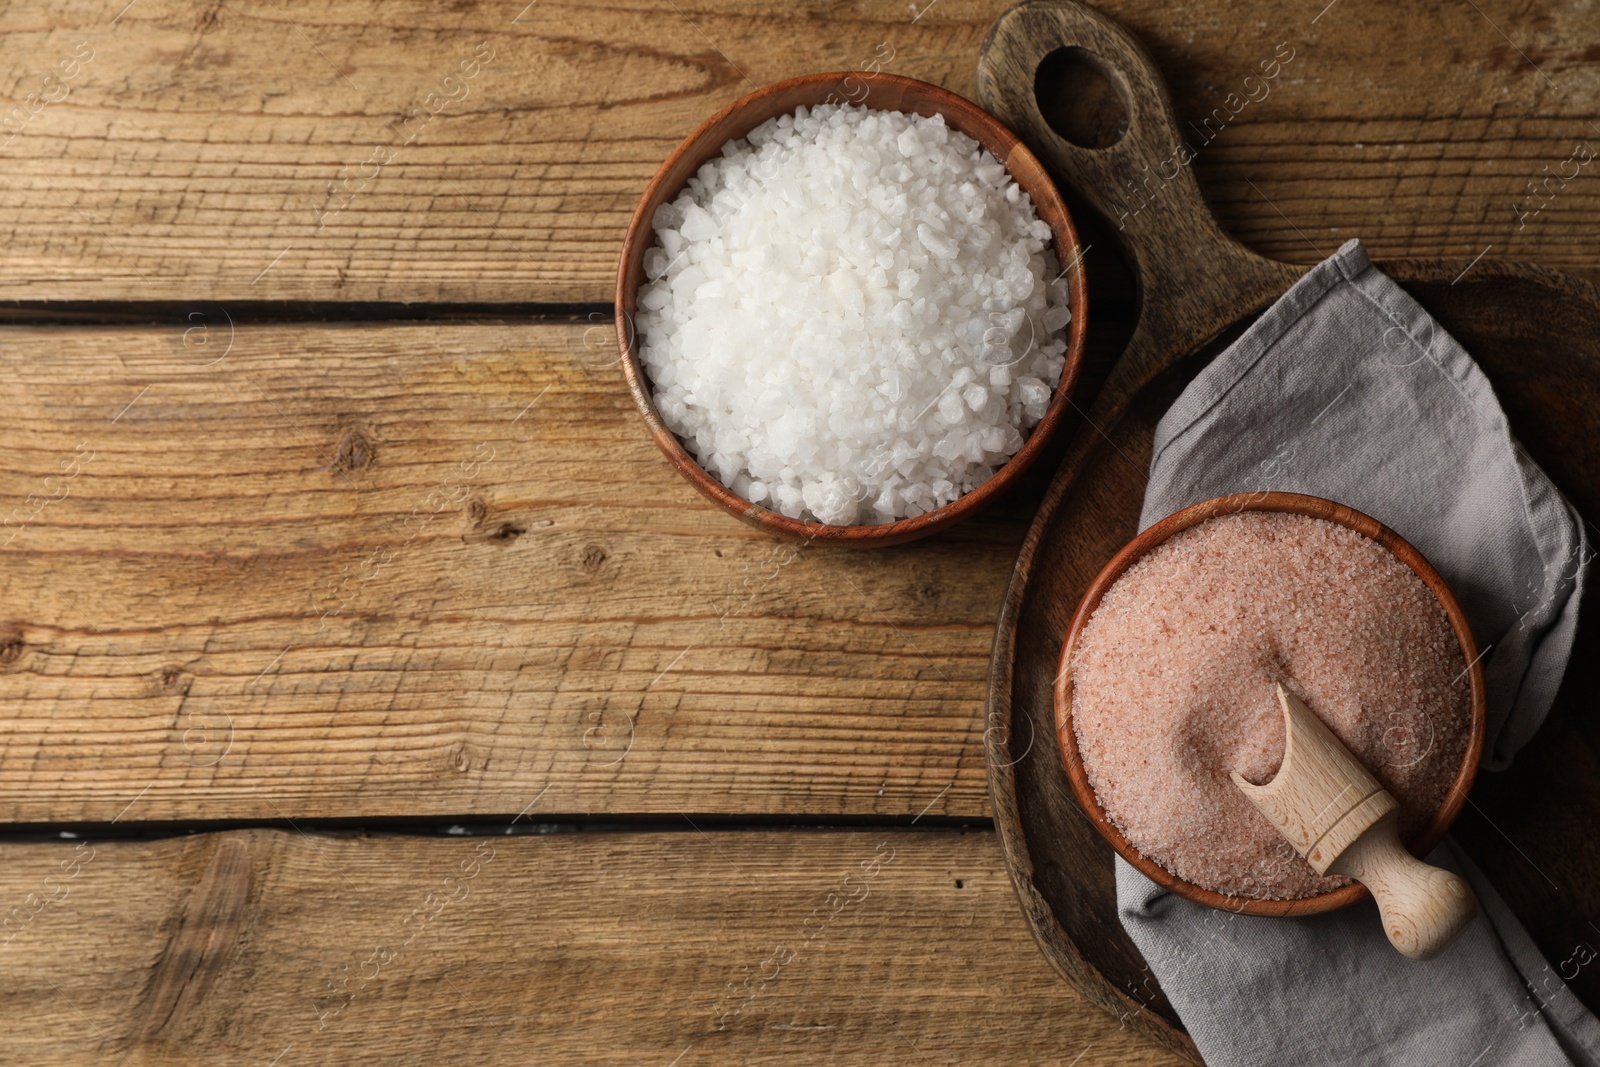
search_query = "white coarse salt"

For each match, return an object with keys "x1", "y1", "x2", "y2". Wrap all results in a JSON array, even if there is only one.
[{"x1": 635, "y1": 102, "x2": 1073, "y2": 525}]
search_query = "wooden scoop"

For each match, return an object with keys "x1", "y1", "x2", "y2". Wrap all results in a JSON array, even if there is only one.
[{"x1": 1232, "y1": 685, "x2": 1478, "y2": 960}]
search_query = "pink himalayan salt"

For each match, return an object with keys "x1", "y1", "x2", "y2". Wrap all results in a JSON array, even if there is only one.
[{"x1": 1070, "y1": 511, "x2": 1471, "y2": 900}]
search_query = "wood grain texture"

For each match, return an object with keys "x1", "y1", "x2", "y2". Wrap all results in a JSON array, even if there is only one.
[
  {"x1": 978, "y1": 0, "x2": 1305, "y2": 440},
  {"x1": 1327, "y1": 812, "x2": 1478, "y2": 962},
  {"x1": 0, "y1": 319, "x2": 1042, "y2": 824},
  {"x1": 0, "y1": 828, "x2": 1184, "y2": 1066},
  {"x1": 2, "y1": 0, "x2": 1600, "y2": 303}
]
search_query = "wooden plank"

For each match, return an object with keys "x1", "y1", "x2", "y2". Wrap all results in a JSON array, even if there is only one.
[
  {"x1": 1, "y1": 0, "x2": 1598, "y2": 303},
  {"x1": 0, "y1": 319, "x2": 1038, "y2": 823},
  {"x1": 0, "y1": 828, "x2": 1182, "y2": 1065}
]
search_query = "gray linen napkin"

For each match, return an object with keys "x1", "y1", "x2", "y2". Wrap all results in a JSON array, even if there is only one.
[{"x1": 1118, "y1": 238, "x2": 1598, "y2": 1066}]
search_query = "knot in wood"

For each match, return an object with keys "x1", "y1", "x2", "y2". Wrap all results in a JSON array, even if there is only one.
[{"x1": 330, "y1": 428, "x2": 374, "y2": 474}]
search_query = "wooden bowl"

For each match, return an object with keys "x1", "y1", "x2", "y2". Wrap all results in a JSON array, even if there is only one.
[
  {"x1": 615, "y1": 71, "x2": 1090, "y2": 547},
  {"x1": 1053, "y1": 492, "x2": 1488, "y2": 917}
]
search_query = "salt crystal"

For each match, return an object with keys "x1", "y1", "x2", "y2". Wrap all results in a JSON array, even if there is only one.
[
  {"x1": 1016, "y1": 377, "x2": 1049, "y2": 407},
  {"x1": 937, "y1": 390, "x2": 965, "y2": 425}
]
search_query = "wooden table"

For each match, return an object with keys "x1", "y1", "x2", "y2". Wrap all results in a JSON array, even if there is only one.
[{"x1": 1, "y1": 1, "x2": 1594, "y2": 1062}]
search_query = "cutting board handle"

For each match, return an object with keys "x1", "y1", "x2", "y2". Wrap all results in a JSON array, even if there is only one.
[{"x1": 977, "y1": 1, "x2": 1305, "y2": 415}]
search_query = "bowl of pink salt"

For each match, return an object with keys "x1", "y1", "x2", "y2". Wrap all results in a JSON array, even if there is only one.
[{"x1": 1055, "y1": 492, "x2": 1486, "y2": 917}]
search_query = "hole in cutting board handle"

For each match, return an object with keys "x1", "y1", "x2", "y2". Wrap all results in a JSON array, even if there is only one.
[{"x1": 1034, "y1": 46, "x2": 1129, "y2": 149}]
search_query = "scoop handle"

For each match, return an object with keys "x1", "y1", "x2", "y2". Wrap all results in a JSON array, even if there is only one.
[{"x1": 1330, "y1": 811, "x2": 1477, "y2": 961}]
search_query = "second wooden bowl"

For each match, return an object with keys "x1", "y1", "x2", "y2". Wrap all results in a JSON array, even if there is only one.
[
  {"x1": 1053, "y1": 491, "x2": 1487, "y2": 917},
  {"x1": 615, "y1": 71, "x2": 1090, "y2": 547}
]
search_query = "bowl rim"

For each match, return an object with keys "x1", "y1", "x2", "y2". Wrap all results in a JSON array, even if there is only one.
[
  {"x1": 614, "y1": 70, "x2": 1090, "y2": 546},
  {"x1": 1053, "y1": 491, "x2": 1488, "y2": 917}
]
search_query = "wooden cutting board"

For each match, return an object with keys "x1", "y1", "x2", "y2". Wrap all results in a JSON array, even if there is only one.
[{"x1": 975, "y1": 2, "x2": 1600, "y2": 1061}]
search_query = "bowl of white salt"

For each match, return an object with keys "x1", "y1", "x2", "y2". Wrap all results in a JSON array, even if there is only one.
[
  {"x1": 1055, "y1": 492, "x2": 1486, "y2": 917},
  {"x1": 616, "y1": 72, "x2": 1088, "y2": 545}
]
